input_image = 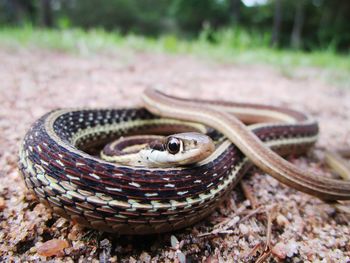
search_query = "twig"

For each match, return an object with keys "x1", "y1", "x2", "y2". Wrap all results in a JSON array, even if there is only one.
[
  {"x1": 324, "y1": 150, "x2": 350, "y2": 180},
  {"x1": 213, "y1": 201, "x2": 249, "y2": 229},
  {"x1": 265, "y1": 205, "x2": 278, "y2": 251},
  {"x1": 292, "y1": 202, "x2": 305, "y2": 235},
  {"x1": 255, "y1": 250, "x2": 271, "y2": 263},
  {"x1": 240, "y1": 180, "x2": 259, "y2": 209},
  {"x1": 244, "y1": 242, "x2": 262, "y2": 259},
  {"x1": 197, "y1": 229, "x2": 234, "y2": 237},
  {"x1": 198, "y1": 206, "x2": 265, "y2": 238},
  {"x1": 240, "y1": 206, "x2": 265, "y2": 224},
  {"x1": 254, "y1": 204, "x2": 278, "y2": 263},
  {"x1": 328, "y1": 201, "x2": 350, "y2": 214}
]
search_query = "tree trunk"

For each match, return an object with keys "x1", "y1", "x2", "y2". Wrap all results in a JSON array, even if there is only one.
[
  {"x1": 9, "y1": 0, "x2": 25, "y2": 25},
  {"x1": 40, "y1": 0, "x2": 53, "y2": 27},
  {"x1": 271, "y1": 0, "x2": 282, "y2": 47},
  {"x1": 290, "y1": 1, "x2": 305, "y2": 49},
  {"x1": 230, "y1": 0, "x2": 241, "y2": 24}
]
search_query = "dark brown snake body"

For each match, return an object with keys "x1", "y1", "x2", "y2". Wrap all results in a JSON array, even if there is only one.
[{"x1": 19, "y1": 95, "x2": 321, "y2": 234}]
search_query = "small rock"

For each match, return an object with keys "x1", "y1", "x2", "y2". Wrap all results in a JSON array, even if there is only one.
[
  {"x1": 55, "y1": 218, "x2": 68, "y2": 228},
  {"x1": 0, "y1": 197, "x2": 5, "y2": 211},
  {"x1": 276, "y1": 214, "x2": 289, "y2": 227},
  {"x1": 177, "y1": 251, "x2": 186, "y2": 263},
  {"x1": 99, "y1": 239, "x2": 112, "y2": 263},
  {"x1": 110, "y1": 256, "x2": 118, "y2": 263},
  {"x1": 37, "y1": 239, "x2": 69, "y2": 257},
  {"x1": 171, "y1": 235, "x2": 179, "y2": 249},
  {"x1": 285, "y1": 240, "x2": 299, "y2": 257},
  {"x1": 139, "y1": 251, "x2": 151, "y2": 263},
  {"x1": 271, "y1": 242, "x2": 287, "y2": 259},
  {"x1": 239, "y1": 224, "x2": 249, "y2": 235},
  {"x1": 67, "y1": 231, "x2": 77, "y2": 241}
]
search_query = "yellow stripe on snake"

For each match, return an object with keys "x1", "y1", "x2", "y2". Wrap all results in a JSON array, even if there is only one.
[{"x1": 18, "y1": 88, "x2": 350, "y2": 234}]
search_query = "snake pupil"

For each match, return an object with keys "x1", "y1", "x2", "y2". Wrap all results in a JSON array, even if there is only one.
[{"x1": 167, "y1": 138, "x2": 180, "y2": 154}]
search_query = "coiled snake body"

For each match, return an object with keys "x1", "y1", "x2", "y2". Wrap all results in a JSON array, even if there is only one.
[{"x1": 18, "y1": 89, "x2": 349, "y2": 234}]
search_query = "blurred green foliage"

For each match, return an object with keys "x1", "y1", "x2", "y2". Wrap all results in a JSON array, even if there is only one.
[
  {"x1": 60, "y1": 0, "x2": 171, "y2": 35},
  {"x1": 0, "y1": 0, "x2": 349, "y2": 52},
  {"x1": 0, "y1": 25, "x2": 349, "y2": 87}
]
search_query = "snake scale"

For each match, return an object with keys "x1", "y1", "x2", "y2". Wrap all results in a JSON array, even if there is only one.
[{"x1": 18, "y1": 88, "x2": 348, "y2": 234}]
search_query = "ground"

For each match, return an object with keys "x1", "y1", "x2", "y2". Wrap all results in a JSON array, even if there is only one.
[{"x1": 0, "y1": 46, "x2": 349, "y2": 262}]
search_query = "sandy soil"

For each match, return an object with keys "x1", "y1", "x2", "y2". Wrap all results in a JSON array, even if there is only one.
[{"x1": 0, "y1": 47, "x2": 349, "y2": 262}]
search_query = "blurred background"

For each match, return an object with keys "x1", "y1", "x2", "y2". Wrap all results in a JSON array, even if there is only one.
[
  {"x1": 0, "y1": 0, "x2": 349, "y2": 52},
  {"x1": 0, "y1": 0, "x2": 349, "y2": 89}
]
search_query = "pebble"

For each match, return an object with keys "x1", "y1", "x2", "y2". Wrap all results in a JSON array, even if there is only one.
[
  {"x1": 271, "y1": 242, "x2": 287, "y2": 259},
  {"x1": 67, "y1": 225, "x2": 81, "y2": 241},
  {"x1": 285, "y1": 240, "x2": 299, "y2": 257},
  {"x1": 37, "y1": 239, "x2": 69, "y2": 257},
  {"x1": 276, "y1": 214, "x2": 290, "y2": 227},
  {"x1": 139, "y1": 252, "x2": 151, "y2": 263},
  {"x1": 0, "y1": 197, "x2": 5, "y2": 211},
  {"x1": 238, "y1": 224, "x2": 249, "y2": 235}
]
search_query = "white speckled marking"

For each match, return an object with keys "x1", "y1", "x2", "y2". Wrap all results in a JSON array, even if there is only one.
[{"x1": 129, "y1": 182, "x2": 141, "y2": 188}]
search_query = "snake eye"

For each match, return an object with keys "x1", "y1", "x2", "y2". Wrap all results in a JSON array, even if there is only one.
[{"x1": 166, "y1": 137, "x2": 180, "y2": 154}]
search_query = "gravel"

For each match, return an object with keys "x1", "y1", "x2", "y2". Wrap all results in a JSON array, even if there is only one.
[{"x1": 0, "y1": 47, "x2": 349, "y2": 262}]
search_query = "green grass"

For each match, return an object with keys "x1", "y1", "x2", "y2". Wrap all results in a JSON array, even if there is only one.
[{"x1": 1, "y1": 26, "x2": 349, "y2": 88}]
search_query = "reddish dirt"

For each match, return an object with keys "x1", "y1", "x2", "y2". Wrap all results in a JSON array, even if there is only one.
[{"x1": 0, "y1": 48, "x2": 349, "y2": 262}]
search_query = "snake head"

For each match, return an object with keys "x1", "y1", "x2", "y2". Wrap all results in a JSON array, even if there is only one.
[{"x1": 139, "y1": 132, "x2": 215, "y2": 167}]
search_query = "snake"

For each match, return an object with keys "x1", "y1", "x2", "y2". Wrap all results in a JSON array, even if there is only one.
[
  {"x1": 18, "y1": 88, "x2": 350, "y2": 234},
  {"x1": 100, "y1": 132, "x2": 216, "y2": 167}
]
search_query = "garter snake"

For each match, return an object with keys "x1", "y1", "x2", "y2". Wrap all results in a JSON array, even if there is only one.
[
  {"x1": 100, "y1": 132, "x2": 216, "y2": 167},
  {"x1": 18, "y1": 88, "x2": 350, "y2": 234}
]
